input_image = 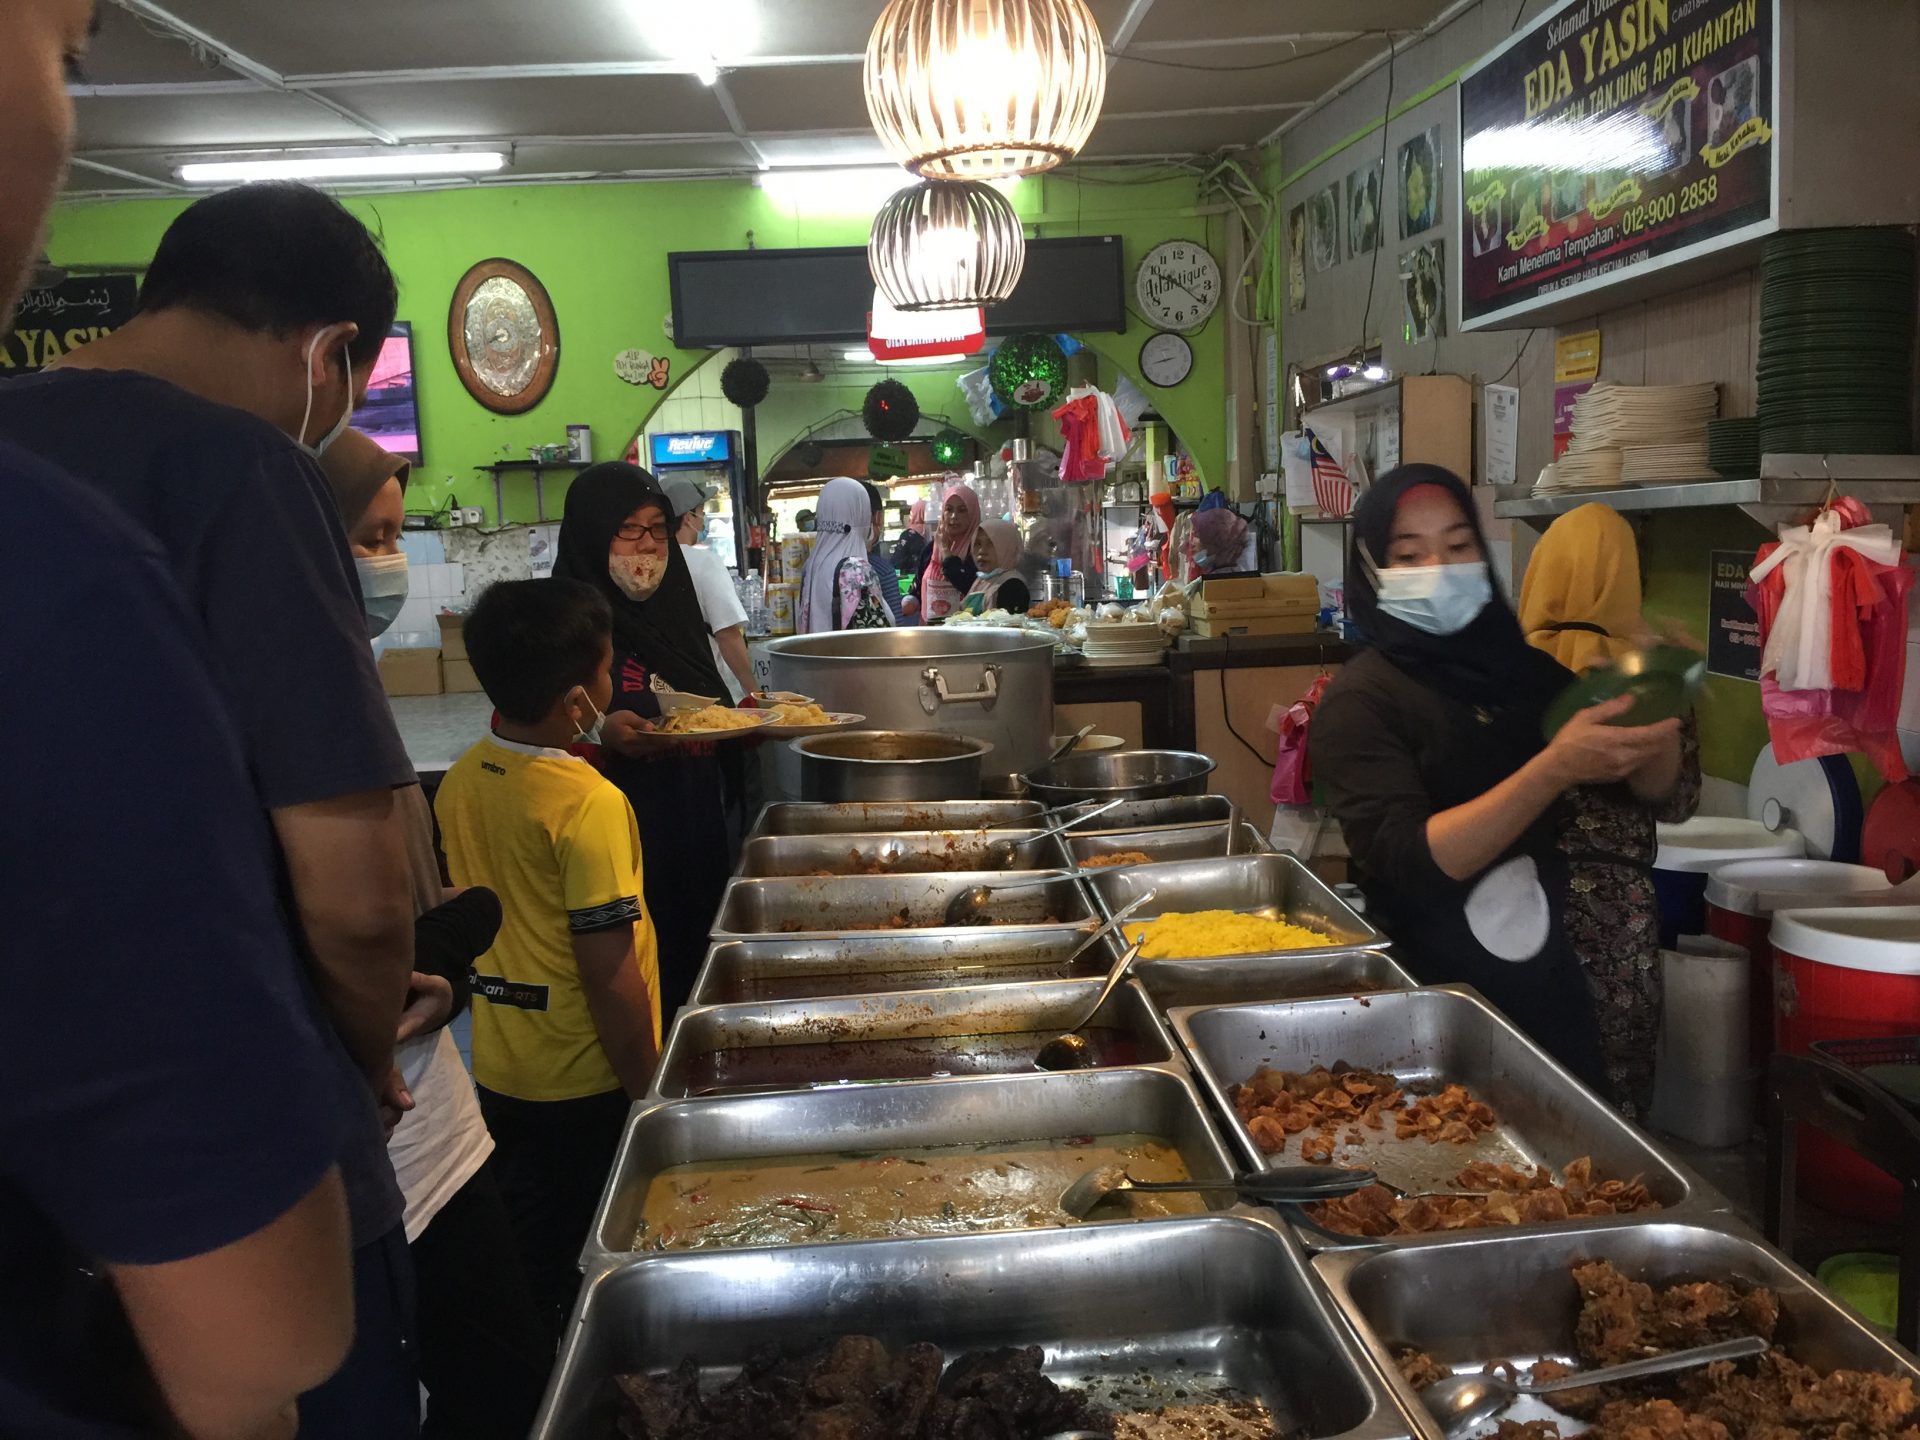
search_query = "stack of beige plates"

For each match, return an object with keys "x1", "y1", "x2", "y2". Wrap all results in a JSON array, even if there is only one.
[
  {"x1": 1539, "y1": 382, "x2": 1720, "y2": 493},
  {"x1": 1080, "y1": 620, "x2": 1172, "y2": 668}
]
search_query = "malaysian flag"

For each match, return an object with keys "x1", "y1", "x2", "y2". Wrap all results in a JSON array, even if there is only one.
[{"x1": 1306, "y1": 428, "x2": 1354, "y2": 517}]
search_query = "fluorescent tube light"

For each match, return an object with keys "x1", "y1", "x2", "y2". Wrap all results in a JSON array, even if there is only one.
[{"x1": 176, "y1": 152, "x2": 508, "y2": 184}]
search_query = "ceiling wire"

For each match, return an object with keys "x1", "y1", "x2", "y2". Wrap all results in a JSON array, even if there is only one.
[{"x1": 1116, "y1": 31, "x2": 1386, "y2": 73}]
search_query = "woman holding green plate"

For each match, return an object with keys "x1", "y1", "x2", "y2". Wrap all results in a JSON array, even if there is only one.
[
  {"x1": 1312, "y1": 468, "x2": 1686, "y2": 1100},
  {"x1": 1521, "y1": 503, "x2": 1702, "y2": 1117}
]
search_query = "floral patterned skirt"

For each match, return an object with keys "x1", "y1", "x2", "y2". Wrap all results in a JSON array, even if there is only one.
[{"x1": 1563, "y1": 857, "x2": 1663, "y2": 1120}]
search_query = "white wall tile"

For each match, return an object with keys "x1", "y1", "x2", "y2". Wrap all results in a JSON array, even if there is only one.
[
  {"x1": 400, "y1": 533, "x2": 444, "y2": 565},
  {"x1": 1899, "y1": 641, "x2": 1920, "y2": 731},
  {"x1": 446, "y1": 561, "x2": 465, "y2": 596}
]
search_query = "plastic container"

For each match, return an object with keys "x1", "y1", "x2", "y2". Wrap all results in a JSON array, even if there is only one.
[
  {"x1": 1704, "y1": 859, "x2": 1893, "y2": 1087},
  {"x1": 1652, "y1": 816, "x2": 1806, "y2": 945},
  {"x1": 1816, "y1": 1252, "x2": 1901, "y2": 1336},
  {"x1": 1649, "y1": 936, "x2": 1752, "y2": 1147},
  {"x1": 1772, "y1": 905, "x2": 1920, "y2": 1221}
]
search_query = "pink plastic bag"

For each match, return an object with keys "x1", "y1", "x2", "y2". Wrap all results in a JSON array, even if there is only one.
[{"x1": 1271, "y1": 674, "x2": 1330, "y2": 805}]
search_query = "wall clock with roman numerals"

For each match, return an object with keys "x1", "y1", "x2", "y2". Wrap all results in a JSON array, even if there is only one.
[{"x1": 1134, "y1": 240, "x2": 1221, "y2": 333}]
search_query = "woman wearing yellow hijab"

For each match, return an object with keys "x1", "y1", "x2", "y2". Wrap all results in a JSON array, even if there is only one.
[
  {"x1": 1518, "y1": 502, "x2": 1644, "y2": 671},
  {"x1": 1519, "y1": 502, "x2": 1701, "y2": 1121}
]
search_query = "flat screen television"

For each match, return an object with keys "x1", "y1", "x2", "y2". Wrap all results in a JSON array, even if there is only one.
[
  {"x1": 668, "y1": 235, "x2": 1127, "y2": 347},
  {"x1": 350, "y1": 322, "x2": 421, "y2": 463}
]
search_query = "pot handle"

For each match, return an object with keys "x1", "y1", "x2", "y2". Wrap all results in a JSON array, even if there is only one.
[{"x1": 919, "y1": 664, "x2": 1000, "y2": 712}]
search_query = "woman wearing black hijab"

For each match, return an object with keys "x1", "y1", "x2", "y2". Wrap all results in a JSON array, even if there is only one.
[
  {"x1": 553, "y1": 463, "x2": 731, "y2": 1019},
  {"x1": 1309, "y1": 465, "x2": 1682, "y2": 1091}
]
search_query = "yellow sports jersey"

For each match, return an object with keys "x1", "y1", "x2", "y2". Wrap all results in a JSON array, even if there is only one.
[{"x1": 435, "y1": 735, "x2": 661, "y2": 1101}]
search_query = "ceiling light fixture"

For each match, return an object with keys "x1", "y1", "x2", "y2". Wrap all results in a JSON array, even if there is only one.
[
  {"x1": 864, "y1": 0, "x2": 1108, "y2": 179},
  {"x1": 841, "y1": 349, "x2": 963, "y2": 367},
  {"x1": 176, "y1": 152, "x2": 508, "y2": 184},
  {"x1": 869, "y1": 179, "x2": 1026, "y2": 311},
  {"x1": 636, "y1": 0, "x2": 757, "y2": 86}
]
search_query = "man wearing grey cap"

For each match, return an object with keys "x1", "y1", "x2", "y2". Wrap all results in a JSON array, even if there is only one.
[{"x1": 661, "y1": 474, "x2": 755, "y2": 699}]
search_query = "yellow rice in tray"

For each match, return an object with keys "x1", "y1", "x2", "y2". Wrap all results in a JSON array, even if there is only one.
[{"x1": 1129, "y1": 909, "x2": 1328, "y2": 959}]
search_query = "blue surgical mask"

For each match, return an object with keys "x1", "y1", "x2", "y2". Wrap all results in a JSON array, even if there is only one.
[
  {"x1": 355, "y1": 552, "x2": 409, "y2": 638},
  {"x1": 298, "y1": 328, "x2": 354, "y2": 459},
  {"x1": 570, "y1": 687, "x2": 608, "y2": 745},
  {"x1": 1371, "y1": 559, "x2": 1493, "y2": 635}
]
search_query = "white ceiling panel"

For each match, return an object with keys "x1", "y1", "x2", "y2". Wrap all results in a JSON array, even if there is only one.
[
  {"x1": 319, "y1": 75, "x2": 733, "y2": 141},
  {"x1": 81, "y1": 4, "x2": 234, "y2": 85},
  {"x1": 1105, "y1": 39, "x2": 1379, "y2": 115},
  {"x1": 1079, "y1": 110, "x2": 1290, "y2": 159},
  {"x1": 73, "y1": 90, "x2": 373, "y2": 151},
  {"x1": 1130, "y1": 0, "x2": 1450, "y2": 46},
  {"x1": 726, "y1": 65, "x2": 872, "y2": 134}
]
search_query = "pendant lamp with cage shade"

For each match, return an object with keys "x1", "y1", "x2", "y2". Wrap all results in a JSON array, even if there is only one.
[
  {"x1": 869, "y1": 178, "x2": 1027, "y2": 311},
  {"x1": 864, "y1": 0, "x2": 1108, "y2": 179}
]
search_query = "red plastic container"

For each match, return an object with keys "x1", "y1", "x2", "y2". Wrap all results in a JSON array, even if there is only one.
[
  {"x1": 1772, "y1": 905, "x2": 1920, "y2": 1221},
  {"x1": 1705, "y1": 860, "x2": 1892, "y2": 1086}
]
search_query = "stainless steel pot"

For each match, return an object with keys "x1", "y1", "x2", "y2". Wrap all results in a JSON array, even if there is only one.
[
  {"x1": 791, "y1": 729, "x2": 992, "y2": 802},
  {"x1": 761, "y1": 629, "x2": 1055, "y2": 787},
  {"x1": 1025, "y1": 748, "x2": 1216, "y2": 804}
]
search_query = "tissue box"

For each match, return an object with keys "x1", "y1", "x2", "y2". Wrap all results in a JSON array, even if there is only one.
[{"x1": 378, "y1": 647, "x2": 443, "y2": 697}]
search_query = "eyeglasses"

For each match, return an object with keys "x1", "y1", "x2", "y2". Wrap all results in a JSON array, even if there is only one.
[{"x1": 616, "y1": 520, "x2": 672, "y2": 544}]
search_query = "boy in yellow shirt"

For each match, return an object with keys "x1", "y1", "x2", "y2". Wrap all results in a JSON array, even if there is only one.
[{"x1": 434, "y1": 577, "x2": 660, "y2": 1336}]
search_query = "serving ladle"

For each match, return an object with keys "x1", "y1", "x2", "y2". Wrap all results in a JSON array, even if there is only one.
[
  {"x1": 983, "y1": 796, "x2": 1124, "y2": 868},
  {"x1": 1059, "y1": 1163, "x2": 1378, "y2": 1219},
  {"x1": 1422, "y1": 1335, "x2": 1769, "y2": 1437},
  {"x1": 1033, "y1": 936, "x2": 1146, "y2": 1071}
]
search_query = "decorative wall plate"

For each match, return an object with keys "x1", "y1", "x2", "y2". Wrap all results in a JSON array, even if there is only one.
[{"x1": 448, "y1": 258, "x2": 559, "y2": 414}]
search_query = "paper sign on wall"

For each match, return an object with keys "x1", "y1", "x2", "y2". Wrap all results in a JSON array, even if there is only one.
[
  {"x1": 1707, "y1": 548, "x2": 1761, "y2": 681},
  {"x1": 1485, "y1": 384, "x2": 1519, "y2": 487}
]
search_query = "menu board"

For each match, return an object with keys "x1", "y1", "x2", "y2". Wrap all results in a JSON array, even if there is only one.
[
  {"x1": 1457, "y1": 0, "x2": 1776, "y2": 329},
  {"x1": 1706, "y1": 548, "x2": 1761, "y2": 681}
]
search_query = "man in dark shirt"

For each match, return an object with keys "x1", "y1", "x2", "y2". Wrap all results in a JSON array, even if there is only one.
[
  {"x1": 0, "y1": 3, "x2": 358, "y2": 1435},
  {"x1": 0, "y1": 183, "x2": 423, "y2": 1434}
]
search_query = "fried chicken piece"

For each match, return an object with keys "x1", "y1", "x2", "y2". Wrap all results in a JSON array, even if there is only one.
[
  {"x1": 1574, "y1": 1259, "x2": 1658, "y2": 1366},
  {"x1": 1299, "y1": 1134, "x2": 1335, "y2": 1164},
  {"x1": 1583, "y1": 1396, "x2": 1730, "y2": 1440},
  {"x1": 1395, "y1": 1348, "x2": 1450, "y2": 1391}
]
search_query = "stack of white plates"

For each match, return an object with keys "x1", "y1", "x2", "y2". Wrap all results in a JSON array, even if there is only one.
[
  {"x1": 1619, "y1": 441, "x2": 1715, "y2": 484},
  {"x1": 1080, "y1": 620, "x2": 1171, "y2": 668},
  {"x1": 1542, "y1": 382, "x2": 1720, "y2": 492}
]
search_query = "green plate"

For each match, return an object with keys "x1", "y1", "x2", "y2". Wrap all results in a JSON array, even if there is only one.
[
  {"x1": 1544, "y1": 644, "x2": 1707, "y2": 738},
  {"x1": 1816, "y1": 1252, "x2": 1901, "y2": 1334}
]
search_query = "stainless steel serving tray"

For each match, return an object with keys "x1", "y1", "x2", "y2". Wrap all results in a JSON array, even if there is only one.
[
  {"x1": 1087, "y1": 853, "x2": 1385, "y2": 960},
  {"x1": 587, "y1": 1065, "x2": 1236, "y2": 1272},
  {"x1": 542, "y1": 1215, "x2": 1414, "y2": 1440},
  {"x1": 689, "y1": 926, "x2": 1122, "y2": 1007},
  {"x1": 1170, "y1": 986, "x2": 1725, "y2": 1248},
  {"x1": 747, "y1": 799, "x2": 1044, "y2": 838},
  {"x1": 711, "y1": 869, "x2": 1095, "y2": 939},
  {"x1": 650, "y1": 977, "x2": 1178, "y2": 1100},
  {"x1": 1137, "y1": 947, "x2": 1417, "y2": 1012},
  {"x1": 1317, "y1": 1220, "x2": 1920, "y2": 1440},
  {"x1": 736, "y1": 827, "x2": 1071, "y2": 878},
  {"x1": 1064, "y1": 793, "x2": 1236, "y2": 834},
  {"x1": 1067, "y1": 819, "x2": 1269, "y2": 870}
]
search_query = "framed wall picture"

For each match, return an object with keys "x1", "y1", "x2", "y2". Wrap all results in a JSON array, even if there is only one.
[
  {"x1": 448, "y1": 258, "x2": 560, "y2": 414},
  {"x1": 1346, "y1": 160, "x2": 1382, "y2": 258},
  {"x1": 1398, "y1": 126, "x2": 1442, "y2": 238}
]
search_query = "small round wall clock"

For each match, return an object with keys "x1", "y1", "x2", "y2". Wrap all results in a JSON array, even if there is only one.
[
  {"x1": 1134, "y1": 240, "x2": 1221, "y2": 333},
  {"x1": 448, "y1": 258, "x2": 560, "y2": 414},
  {"x1": 1139, "y1": 331, "x2": 1193, "y2": 388}
]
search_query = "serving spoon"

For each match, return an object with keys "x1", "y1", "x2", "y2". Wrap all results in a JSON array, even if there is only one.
[
  {"x1": 984, "y1": 796, "x2": 1123, "y2": 868},
  {"x1": 1422, "y1": 1335, "x2": 1770, "y2": 1437},
  {"x1": 1058, "y1": 889, "x2": 1157, "y2": 971},
  {"x1": 1033, "y1": 936, "x2": 1146, "y2": 1071},
  {"x1": 1058, "y1": 1163, "x2": 1378, "y2": 1219}
]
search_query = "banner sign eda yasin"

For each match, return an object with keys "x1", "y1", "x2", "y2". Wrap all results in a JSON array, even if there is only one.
[
  {"x1": 1457, "y1": 0, "x2": 1776, "y2": 329},
  {"x1": 1, "y1": 274, "x2": 139, "y2": 373}
]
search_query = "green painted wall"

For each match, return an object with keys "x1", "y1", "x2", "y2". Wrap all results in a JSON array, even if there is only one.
[{"x1": 47, "y1": 169, "x2": 1229, "y2": 518}]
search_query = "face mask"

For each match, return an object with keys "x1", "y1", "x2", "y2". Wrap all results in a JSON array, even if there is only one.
[
  {"x1": 298, "y1": 328, "x2": 354, "y2": 458},
  {"x1": 569, "y1": 686, "x2": 607, "y2": 745},
  {"x1": 355, "y1": 552, "x2": 409, "y2": 638},
  {"x1": 1371, "y1": 559, "x2": 1494, "y2": 636},
  {"x1": 609, "y1": 551, "x2": 667, "y2": 601}
]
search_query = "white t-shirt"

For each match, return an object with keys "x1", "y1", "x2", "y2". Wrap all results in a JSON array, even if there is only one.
[
  {"x1": 389, "y1": 1026, "x2": 492, "y2": 1241},
  {"x1": 681, "y1": 543, "x2": 748, "y2": 699}
]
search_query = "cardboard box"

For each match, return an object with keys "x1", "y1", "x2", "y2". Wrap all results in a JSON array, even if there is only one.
[
  {"x1": 441, "y1": 658, "x2": 485, "y2": 695},
  {"x1": 1190, "y1": 614, "x2": 1319, "y2": 639},
  {"x1": 378, "y1": 647, "x2": 443, "y2": 697},
  {"x1": 437, "y1": 611, "x2": 468, "y2": 662},
  {"x1": 1198, "y1": 574, "x2": 1268, "y2": 602},
  {"x1": 1190, "y1": 592, "x2": 1320, "y2": 621}
]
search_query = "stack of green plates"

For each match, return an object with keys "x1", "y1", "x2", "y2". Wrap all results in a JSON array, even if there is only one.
[
  {"x1": 1758, "y1": 228, "x2": 1916, "y2": 456},
  {"x1": 1705, "y1": 416, "x2": 1760, "y2": 477}
]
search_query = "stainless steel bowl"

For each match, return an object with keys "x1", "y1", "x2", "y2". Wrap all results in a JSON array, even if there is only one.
[
  {"x1": 792, "y1": 729, "x2": 994, "y2": 803},
  {"x1": 1025, "y1": 749, "x2": 1217, "y2": 804}
]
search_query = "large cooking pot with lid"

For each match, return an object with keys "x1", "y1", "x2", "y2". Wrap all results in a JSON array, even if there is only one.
[
  {"x1": 762, "y1": 628, "x2": 1054, "y2": 787},
  {"x1": 792, "y1": 730, "x2": 993, "y2": 803}
]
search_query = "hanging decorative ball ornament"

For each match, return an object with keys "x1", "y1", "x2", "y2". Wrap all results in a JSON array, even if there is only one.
[
  {"x1": 864, "y1": 0, "x2": 1108, "y2": 179},
  {"x1": 869, "y1": 179, "x2": 1027, "y2": 312},
  {"x1": 931, "y1": 428, "x2": 969, "y2": 467},
  {"x1": 720, "y1": 356, "x2": 770, "y2": 408},
  {"x1": 988, "y1": 332, "x2": 1068, "y2": 410},
  {"x1": 863, "y1": 378, "x2": 921, "y2": 441}
]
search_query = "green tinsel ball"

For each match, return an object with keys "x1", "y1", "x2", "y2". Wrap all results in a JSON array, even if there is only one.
[{"x1": 988, "y1": 332, "x2": 1068, "y2": 411}]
